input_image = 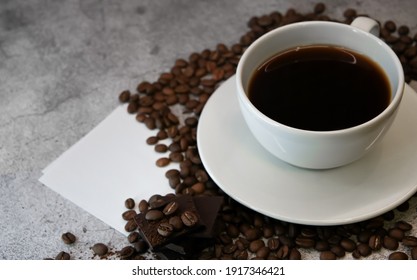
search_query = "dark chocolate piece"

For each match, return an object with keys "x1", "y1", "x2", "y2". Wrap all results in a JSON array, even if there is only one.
[{"x1": 134, "y1": 195, "x2": 204, "y2": 249}]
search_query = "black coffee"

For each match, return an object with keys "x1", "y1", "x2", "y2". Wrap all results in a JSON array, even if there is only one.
[{"x1": 248, "y1": 45, "x2": 391, "y2": 131}]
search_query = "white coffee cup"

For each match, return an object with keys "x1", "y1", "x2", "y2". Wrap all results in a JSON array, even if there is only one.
[{"x1": 236, "y1": 17, "x2": 405, "y2": 169}]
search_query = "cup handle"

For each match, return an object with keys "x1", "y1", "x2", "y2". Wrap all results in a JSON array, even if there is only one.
[{"x1": 350, "y1": 16, "x2": 380, "y2": 37}]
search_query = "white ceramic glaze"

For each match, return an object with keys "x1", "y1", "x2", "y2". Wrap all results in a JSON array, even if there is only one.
[
  {"x1": 236, "y1": 17, "x2": 405, "y2": 169},
  {"x1": 197, "y1": 76, "x2": 417, "y2": 225}
]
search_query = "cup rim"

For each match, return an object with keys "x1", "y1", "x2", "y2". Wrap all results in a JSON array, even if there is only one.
[{"x1": 236, "y1": 20, "x2": 405, "y2": 136}]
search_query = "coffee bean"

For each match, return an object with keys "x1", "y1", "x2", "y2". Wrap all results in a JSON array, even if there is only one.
[
  {"x1": 119, "y1": 90, "x2": 131, "y2": 103},
  {"x1": 181, "y1": 210, "x2": 198, "y2": 227},
  {"x1": 289, "y1": 248, "x2": 301, "y2": 260},
  {"x1": 119, "y1": 245, "x2": 135, "y2": 260},
  {"x1": 384, "y1": 20, "x2": 397, "y2": 32},
  {"x1": 398, "y1": 25, "x2": 410, "y2": 36},
  {"x1": 267, "y1": 238, "x2": 280, "y2": 251},
  {"x1": 369, "y1": 234, "x2": 382, "y2": 250},
  {"x1": 134, "y1": 240, "x2": 149, "y2": 254},
  {"x1": 61, "y1": 232, "x2": 76, "y2": 245},
  {"x1": 402, "y1": 236, "x2": 417, "y2": 247},
  {"x1": 155, "y1": 143, "x2": 168, "y2": 153},
  {"x1": 244, "y1": 227, "x2": 261, "y2": 241},
  {"x1": 127, "y1": 232, "x2": 140, "y2": 244},
  {"x1": 124, "y1": 219, "x2": 137, "y2": 232},
  {"x1": 146, "y1": 136, "x2": 158, "y2": 145},
  {"x1": 395, "y1": 221, "x2": 412, "y2": 231},
  {"x1": 276, "y1": 244, "x2": 290, "y2": 259},
  {"x1": 340, "y1": 238, "x2": 356, "y2": 252},
  {"x1": 330, "y1": 245, "x2": 345, "y2": 258},
  {"x1": 145, "y1": 209, "x2": 164, "y2": 221},
  {"x1": 92, "y1": 243, "x2": 108, "y2": 256},
  {"x1": 138, "y1": 199, "x2": 149, "y2": 213},
  {"x1": 256, "y1": 246, "x2": 270, "y2": 259},
  {"x1": 388, "y1": 228, "x2": 404, "y2": 241},
  {"x1": 315, "y1": 240, "x2": 330, "y2": 251},
  {"x1": 388, "y1": 251, "x2": 408, "y2": 260},
  {"x1": 162, "y1": 201, "x2": 178, "y2": 216},
  {"x1": 234, "y1": 249, "x2": 248, "y2": 260},
  {"x1": 168, "y1": 215, "x2": 184, "y2": 231},
  {"x1": 122, "y1": 209, "x2": 137, "y2": 221},
  {"x1": 356, "y1": 243, "x2": 372, "y2": 257},
  {"x1": 249, "y1": 239, "x2": 265, "y2": 253},
  {"x1": 156, "y1": 157, "x2": 170, "y2": 167},
  {"x1": 226, "y1": 224, "x2": 240, "y2": 238},
  {"x1": 124, "y1": 198, "x2": 135, "y2": 209},
  {"x1": 320, "y1": 250, "x2": 337, "y2": 260},
  {"x1": 314, "y1": 3, "x2": 325, "y2": 14},
  {"x1": 55, "y1": 251, "x2": 70, "y2": 260},
  {"x1": 157, "y1": 222, "x2": 174, "y2": 237},
  {"x1": 383, "y1": 236, "x2": 399, "y2": 250},
  {"x1": 295, "y1": 236, "x2": 315, "y2": 248}
]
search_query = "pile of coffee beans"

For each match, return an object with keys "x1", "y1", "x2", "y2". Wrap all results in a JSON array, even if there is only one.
[{"x1": 47, "y1": 3, "x2": 417, "y2": 260}]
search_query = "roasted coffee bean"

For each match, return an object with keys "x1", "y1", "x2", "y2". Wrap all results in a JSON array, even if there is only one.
[
  {"x1": 234, "y1": 249, "x2": 249, "y2": 260},
  {"x1": 267, "y1": 238, "x2": 280, "y2": 251},
  {"x1": 388, "y1": 228, "x2": 404, "y2": 241},
  {"x1": 402, "y1": 236, "x2": 417, "y2": 247},
  {"x1": 369, "y1": 234, "x2": 382, "y2": 250},
  {"x1": 154, "y1": 143, "x2": 168, "y2": 153},
  {"x1": 146, "y1": 136, "x2": 159, "y2": 145},
  {"x1": 92, "y1": 243, "x2": 108, "y2": 256},
  {"x1": 256, "y1": 246, "x2": 271, "y2": 259},
  {"x1": 134, "y1": 240, "x2": 149, "y2": 254},
  {"x1": 157, "y1": 222, "x2": 174, "y2": 237},
  {"x1": 395, "y1": 220, "x2": 412, "y2": 231},
  {"x1": 249, "y1": 239, "x2": 265, "y2": 253},
  {"x1": 55, "y1": 251, "x2": 70, "y2": 260},
  {"x1": 388, "y1": 251, "x2": 408, "y2": 260},
  {"x1": 162, "y1": 201, "x2": 179, "y2": 216},
  {"x1": 295, "y1": 236, "x2": 315, "y2": 248},
  {"x1": 119, "y1": 246, "x2": 135, "y2": 259},
  {"x1": 124, "y1": 198, "x2": 135, "y2": 209},
  {"x1": 340, "y1": 238, "x2": 356, "y2": 252},
  {"x1": 169, "y1": 152, "x2": 184, "y2": 162},
  {"x1": 61, "y1": 232, "x2": 76, "y2": 244},
  {"x1": 356, "y1": 243, "x2": 372, "y2": 257},
  {"x1": 289, "y1": 248, "x2": 302, "y2": 260},
  {"x1": 276, "y1": 244, "x2": 290, "y2": 259},
  {"x1": 384, "y1": 20, "x2": 397, "y2": 32},
  {"x1": 156, "y1": 157, "x2": 170, "y2": 167},
  {"x1": 138, "y1": 199, "x2": 149, "y2": 213},
  {"x1": 357, "y1": 230, "x2": 373, "y2": 243},
  {"x1": 169, "y1": 215, "x2": 184, "y2": 231},
  {"x1": 119, "y1": 90, "x2": 131, "y2": 103},
  {"x1": 314, "y1": 3, "x2": 325, "y2": 14},
  {"x1": 127, "y1": 101, "x2": 139, "y2": 114},
  {"x1": 124, "y1": 219, "x2": 137, "y2": 232},
  {"x1": 145, "y1": 209, "x2": 164, "y2": 221},
  {"x1": 383, "y1": 236, "x2": 399, "y2": 250},
  {"x1": 191, "y1": 182, "x2": 205, "y2": 194},
  {"x1": 398, "y1": 25, "x2": 410, "y2": 36},
  {"x1": 226, "y1": 224, "x2": 240, "y2": 238},
  {"x1": 244, "y1": 227, "x2": 261, "y2": 241},
  {"x1": 122, "y1": 209, "x2": 137, "y2": 221},
  {"x1": 127, "y1": 232, "x2": 140, "y2": 244},
  {"x1": 219, "y1": 233, "x2": 233, "y2": 245},
  {"x1": 320, "y1": 250, "x2": 337, "y2": 260},
  {"x1": 330, "y1": 245, "x2": 345, "y2": 258},
  {"x1": 181, "y1": 210, "x2": 198, "y2": 227},
  {"x1": 223, "y1": 243, "x2": 237, "y2": 254},
  {"x1": 315, "y1": 240, "x2": 330, "y2": 251}
]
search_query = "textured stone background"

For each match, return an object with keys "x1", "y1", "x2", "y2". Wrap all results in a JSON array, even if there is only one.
[{"x1": 1, "y1": 0, "x2": 416, "y2": 260}]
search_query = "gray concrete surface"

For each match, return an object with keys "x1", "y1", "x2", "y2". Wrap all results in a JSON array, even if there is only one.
[{"x1": 1, "y1": 0, "x2": 417, "y2": 260}]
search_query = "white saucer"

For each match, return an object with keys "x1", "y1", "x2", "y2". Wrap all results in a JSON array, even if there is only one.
[{"x1": 197, "y1": 76, "x2": 417, "y2": 226}]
